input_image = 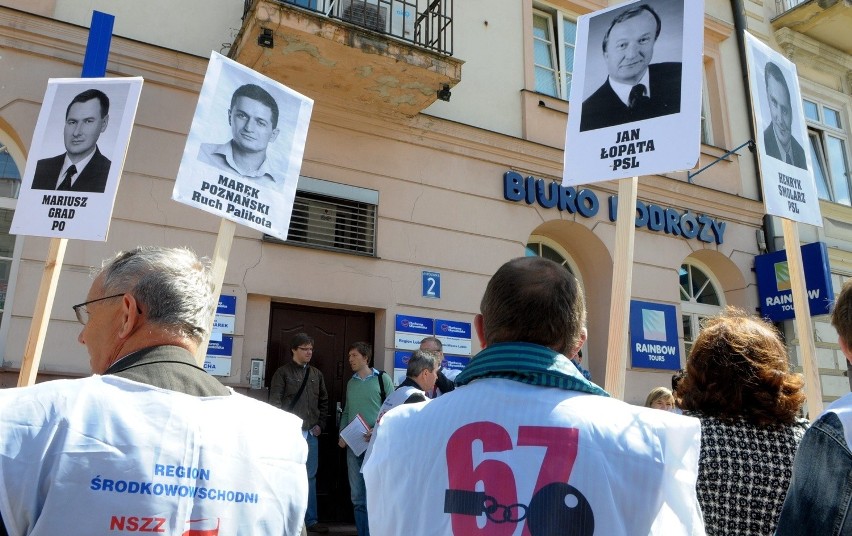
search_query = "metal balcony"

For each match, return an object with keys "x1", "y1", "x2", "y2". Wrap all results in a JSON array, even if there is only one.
[
  {"x1": 246, "y1": 0, "x2": 454, "y2": 55},
  {"x1": 232, "y1": 0, "x2": 461, "y2": 116}
]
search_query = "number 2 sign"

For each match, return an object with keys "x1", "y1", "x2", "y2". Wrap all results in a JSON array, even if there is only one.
[
  {"x1": 443, "y1": 422, "x2": 594, "y2": 536},
  {"x1": 422, "y1": 271, "x2": 441, "y2": 299}
]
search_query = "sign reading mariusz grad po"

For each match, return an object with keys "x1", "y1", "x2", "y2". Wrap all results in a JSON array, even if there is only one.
[{"x1": 503, "y1": 171, "x2": 726, "y2": 244}]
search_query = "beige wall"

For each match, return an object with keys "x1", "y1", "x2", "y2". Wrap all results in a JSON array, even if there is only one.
[{"x1": 1, "y1": 0, "x2": 241, "y2": 58}]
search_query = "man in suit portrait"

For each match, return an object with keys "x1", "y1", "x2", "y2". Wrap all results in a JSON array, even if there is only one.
[
  {"x1": 198, "y1": 83, "x2": 285, "y2": 190},
  {"x1": 31, "y1": 88, "x2": 112, "y2": 193},
  {"x1": 580, "y1": 4, "x2": 682, "y2": 132},
  {"x1": 763, "y1": 61, "x2": 807, "y2": 170}
]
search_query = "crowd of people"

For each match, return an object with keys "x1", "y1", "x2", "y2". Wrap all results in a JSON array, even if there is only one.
[{"x1": 1, "y1": 250, "x2": 850, "y2": 535}]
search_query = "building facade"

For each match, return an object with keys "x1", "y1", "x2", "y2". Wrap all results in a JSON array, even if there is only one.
[{"x1": 1, "y1": 0, "x2": 839, "y2": 520}]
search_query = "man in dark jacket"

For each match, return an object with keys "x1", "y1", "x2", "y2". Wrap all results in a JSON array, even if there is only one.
[{"x1": 270, "y1": 333, "x2": 329, "y2": 533}]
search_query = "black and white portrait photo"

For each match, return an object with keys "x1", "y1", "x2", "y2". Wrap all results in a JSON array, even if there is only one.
[
  {"x1": 580, "y1": 1, "x2": 684, "y2": 132},
  {"x1": 31, "y1": 88, "x2": 113, "y2": 193},
  {"x1": 762, "y1": 61, "x2": 807, "y2": 170},
  {"x1": 197, "y1": 83, "x2": 287, "y2": 190}
]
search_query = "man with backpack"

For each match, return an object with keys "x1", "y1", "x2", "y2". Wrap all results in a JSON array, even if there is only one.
[
  {"x1": 270, "y1": 333, "x2": 329, "y2": 534},
  {"x1": 338, "y1": 341, "x2": 394, "y2": 536}
]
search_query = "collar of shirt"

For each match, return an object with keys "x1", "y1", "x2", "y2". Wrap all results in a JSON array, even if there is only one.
[
  {"x1": 351, "y1": 368, "x2": 380, "y2": 381},
  {"x1": 60, "y1": 149, "x2": 97, "y2": 188},
  {"x1": 211, "y1": 141, "x2": 277, "y2": 184},
  {"x1": 454, "y1": 342, "x2": 609, "y2": 397},
  {"x1": 768, "y1": 126, "x2": 793, "y2": 160},
  {"x1": 608, "y1": 69, "x2": 651, "y2": 107}
]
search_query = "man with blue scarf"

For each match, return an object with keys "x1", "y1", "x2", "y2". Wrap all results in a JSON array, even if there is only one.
[{"x1": 363, "y1": 256, "x2": 703, "y2": 535}]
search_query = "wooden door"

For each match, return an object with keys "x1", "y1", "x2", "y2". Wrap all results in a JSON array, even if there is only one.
[{"x1": 267, "y1": 302, "x2": 373, "y2": 522}]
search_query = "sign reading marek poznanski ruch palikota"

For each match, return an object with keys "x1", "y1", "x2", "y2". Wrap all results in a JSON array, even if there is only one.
[{"x1": 172, "y1": 52, "x2": 313, "y2": 240}]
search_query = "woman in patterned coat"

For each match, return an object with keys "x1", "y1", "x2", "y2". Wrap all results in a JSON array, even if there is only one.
[{"x1": 677, "y1": 307, "x2": 808, "y2": 535}]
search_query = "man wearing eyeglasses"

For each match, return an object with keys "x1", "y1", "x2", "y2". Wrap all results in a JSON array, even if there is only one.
[
  {"x1": 0, "y1": 246, "x2": 308, "y2": 536},
  {"x1": 270, "y1": 333, "x2": 330, "y2": 534}
]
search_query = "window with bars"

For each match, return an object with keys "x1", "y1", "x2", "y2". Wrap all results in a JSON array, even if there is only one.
[
  {"x1": 804, "y1": 98, "x2": 851, "y2": 206},
  {"x1": 264, "y1": 178, "x2": 378, "y2": 256},
  {"x1": 533, "y1": 7, "x2": 576, "y2": 100}
]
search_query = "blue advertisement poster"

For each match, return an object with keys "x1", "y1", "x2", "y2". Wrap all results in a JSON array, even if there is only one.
[
  {"x1": 394, "y1": 314, "x2": 435, "y2": 350},
  {"x1": 629, "y1": 300, "x2": 681, "y2": 370},
  {"x1": 393, "y1": 349, "x2": 470, "y2": 386},
  {"x1": 435, "y1": 319, "x2": 472, "y2": 356},
  {"x1": 754, "y1": 242, "x2": 833, "y2": 321}
]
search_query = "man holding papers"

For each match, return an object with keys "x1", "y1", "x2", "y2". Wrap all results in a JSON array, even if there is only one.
[{"x1": 337, "y1": 342, "x2": 394, "y2": 536}]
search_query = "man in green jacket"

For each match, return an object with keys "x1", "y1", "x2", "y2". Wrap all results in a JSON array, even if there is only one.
[{"x1": 338, "y1": 341, "x2": 394, "y2": 536}]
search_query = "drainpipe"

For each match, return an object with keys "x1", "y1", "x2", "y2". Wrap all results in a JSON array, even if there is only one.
[{"x1": 730, "y1": 0, "x2": 776, "y2": 251}]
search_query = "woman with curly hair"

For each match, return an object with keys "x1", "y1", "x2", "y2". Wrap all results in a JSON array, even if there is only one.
[{"x1": 677, "y1": 307, "x2": 807, "y2": 535}]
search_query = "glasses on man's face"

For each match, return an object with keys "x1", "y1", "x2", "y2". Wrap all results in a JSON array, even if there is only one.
[
  {"x1": 72, "y1": 293, "x2": 125, "y2": 325},
  {"x1": 297, "y1": 346, "x2": 314, "y2": 353}
]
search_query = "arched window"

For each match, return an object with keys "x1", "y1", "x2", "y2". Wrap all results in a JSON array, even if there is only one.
[
  {"x1": 0, "y1": 140, "x2": 22, "y2": 355},
  {"x1": 525, "y1": 238, "x2": 576, "y2": 276},
  {"x1": 680, "y1": 261, "x2": 723, "y2": 357}
]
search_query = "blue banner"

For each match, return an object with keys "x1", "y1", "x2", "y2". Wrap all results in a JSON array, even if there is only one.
[
  {"x1": 206, "y1": 335, "x2": 233, "y2": 357},
  {"x1": 754, "y1": 242, "x2": 833, "y2": 321},
  {"x1": 630, "y1": 300, "x2": 681, "y2": 370},
  {"x1": 435, "y1": 319, "x2": 472, "y2": 339},
  {"x1": 395, "y1": 314, "x2": 434, "y2": 335},
  {"x1": 217, "y1": 295, "x2": 237, "y2": 315}
]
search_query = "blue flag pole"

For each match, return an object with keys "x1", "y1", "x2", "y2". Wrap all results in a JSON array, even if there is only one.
[{"x1": 18, "y1": 11, "x2": 116, "y2": 387}]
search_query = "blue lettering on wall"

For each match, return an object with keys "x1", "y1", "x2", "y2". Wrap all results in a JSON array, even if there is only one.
[
  {"x1": 504, "y1": 171, "x2": 726, "y2": 244},
  {"x1": 504, "y1": 171, "x2": 599, "y2": 217}
]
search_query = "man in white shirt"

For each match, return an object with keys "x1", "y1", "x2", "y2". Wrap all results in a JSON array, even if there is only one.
[
  {"x1": 0, "y1": 246, "x2": 307, "y2": 535},
  {"x1": 375, "y1": 349, "x2": 440, "y2": 424},
  {"x1": 363, "y1": 256, "x2": 704, "y2": 535}
]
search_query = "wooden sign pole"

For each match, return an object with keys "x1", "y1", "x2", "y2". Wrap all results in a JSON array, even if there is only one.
[
  {"x1": 603, "y1": 176, "x2": 638, "y2": 399},
  {"x1": 781, "y1": 218, "x2": 824, "y2": 419},
  {"x1": 17, "y1": 11, "x2": 114, "y2": 387},
  {"x1": 195, "y1": 218, "x2": 237, "y2": 365},
  {"x1": 17, "y1": 239, "x2": 67, "y2": 386}
]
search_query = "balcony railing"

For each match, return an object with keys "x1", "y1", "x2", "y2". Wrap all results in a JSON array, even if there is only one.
[
  {"x1": 244, "y1": 0, "x2": 453, "y2": 55},
  {"x1": 775, "y1": 0, "x2": 810, "y2": 15}
]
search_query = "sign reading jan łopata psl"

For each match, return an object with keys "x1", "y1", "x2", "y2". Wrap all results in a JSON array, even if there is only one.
[
  {"x1": 11, "y1": 77, "x2": 143, "y2": 241},
  {"x1": 754, "y1": 242, "x2": 833, "y2": 321},
  {"x1": 563, "y1": 0, "x2": 705, "y2": 185},
  {"x1": 172, "y1": 52, "x2": 313, "y2": 241},
  {"x1": 629, "y1": 300, "x2": 680, "y2": 370},
  {"x1": 744, "y1": 33, "x2": 822, "y2": 227}
]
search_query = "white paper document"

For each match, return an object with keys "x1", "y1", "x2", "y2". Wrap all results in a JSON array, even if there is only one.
[{"x1": 340, "y1": 414, "x2": 371, "y2": 456}]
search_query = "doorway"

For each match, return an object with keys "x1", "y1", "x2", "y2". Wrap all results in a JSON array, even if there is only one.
[{"x1": 266, "y1": 302, "x2": 374, "y2": 523}]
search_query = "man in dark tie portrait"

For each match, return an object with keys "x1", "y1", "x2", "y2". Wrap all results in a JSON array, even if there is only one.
[
  {"x1": 31, "y1": 88, "x2": 112, "y2": 193},
  {"x1": 763, "y1": 61, "x2": 807, "y2": 170},
  {"x1": 580, "y1": 4, "x2": 682, "y2": 132}
]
